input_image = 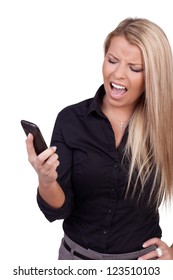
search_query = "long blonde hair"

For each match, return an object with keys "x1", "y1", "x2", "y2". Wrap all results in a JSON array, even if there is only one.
[{"x1": 104, "y1": 18, "x2": 173, "y2": 207}]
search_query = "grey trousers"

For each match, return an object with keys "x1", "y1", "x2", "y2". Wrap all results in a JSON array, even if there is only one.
[{"x1": 58, "y1": 234, "x2": 157, "y2": 260}]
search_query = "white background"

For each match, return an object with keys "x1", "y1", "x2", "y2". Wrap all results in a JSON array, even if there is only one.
[{"x1": 0, "y1": 0, "x2": 173, "y2": 272}]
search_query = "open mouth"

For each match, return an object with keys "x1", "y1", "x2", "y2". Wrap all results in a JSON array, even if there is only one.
[{"x1": 110, "y1": 82, "x2": 127, "y2": 98}]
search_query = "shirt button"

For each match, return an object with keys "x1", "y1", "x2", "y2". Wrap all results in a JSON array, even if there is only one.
[
  {"x1": 103, "y1": 230, "x2": 108, "y2": 235},
  {"x1": 114, "y1": 162, "x2": 119, "y2": 168},
  {"x1": 108, "y1": 209, "x2": 112, "y2": 213}
]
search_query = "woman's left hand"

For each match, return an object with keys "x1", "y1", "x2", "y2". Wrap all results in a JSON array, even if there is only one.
[{"x1": 138, "y1": 238, "x2": 173, "y2": 260}]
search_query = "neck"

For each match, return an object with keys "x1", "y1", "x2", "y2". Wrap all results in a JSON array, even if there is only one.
[
  {"x1": 101, "y1": 98, "x2": 135, "y2": 133},
  {"x1": 102, "y1": 102, "x2": 134, "y2": 123}
]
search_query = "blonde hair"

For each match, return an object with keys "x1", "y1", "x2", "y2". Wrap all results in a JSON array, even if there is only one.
[{"x1": 104, "y1": 18, "x2": 173, "y2": 207}]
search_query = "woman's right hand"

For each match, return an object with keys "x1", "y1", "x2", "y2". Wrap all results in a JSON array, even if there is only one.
[
  {"x1": 25, "y1": 133, "x2": 60, "y2": 187},
  {"x1": 25, "y1": 133, "x2": 65, "y2": 208}
]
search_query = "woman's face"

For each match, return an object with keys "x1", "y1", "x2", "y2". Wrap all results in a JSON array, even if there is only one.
[{"x1": 102, "y1": 36, "x2": 145, "y2": 111}]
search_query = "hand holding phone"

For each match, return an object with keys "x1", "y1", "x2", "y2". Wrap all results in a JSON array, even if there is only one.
[{"x1": 21, "y1": 120, "x2": 48, "y2": 155}]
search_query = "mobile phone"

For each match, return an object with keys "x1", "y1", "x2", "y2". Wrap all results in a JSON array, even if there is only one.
[{"x1": 21, "y1": 120, "x2": 48, "y2": 155}]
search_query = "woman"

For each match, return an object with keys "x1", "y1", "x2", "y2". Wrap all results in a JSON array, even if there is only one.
[{"x1": 26, "y1": 18, "x2": 173, "y2": 260}]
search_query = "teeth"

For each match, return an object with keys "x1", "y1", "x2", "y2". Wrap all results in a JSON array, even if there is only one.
[{"x1": 111, "y1": 82, "x2": 125, "y2": 90}]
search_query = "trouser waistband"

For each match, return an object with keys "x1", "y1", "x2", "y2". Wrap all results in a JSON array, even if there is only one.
[{"x1": 63, "y1": 234, "x2": 157, "y2": 260}]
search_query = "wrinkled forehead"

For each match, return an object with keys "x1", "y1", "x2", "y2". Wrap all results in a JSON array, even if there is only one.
[{"x1": 107, "y1": 36, "x2": 144, "y2": 64}]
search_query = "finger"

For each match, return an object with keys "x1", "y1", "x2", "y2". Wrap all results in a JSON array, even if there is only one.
[
  {"x1": 44, "y1": 154, "x2": 59, "y2": 170},
  {"x1": 25, "y1": 133, "x2": 37, "y2": 158},
  {"x1": 37, "y1": 146, "x2": 57, "y2": 162},
  {"x1": 141, "y1": 238, "x2": 167, "y2": 260},
  {"x1": 142, "y1": 238, "x2": 163, "y2": 248},
  {"x1": 38, "y1": 157, "x2": 59, "y2": 179}
]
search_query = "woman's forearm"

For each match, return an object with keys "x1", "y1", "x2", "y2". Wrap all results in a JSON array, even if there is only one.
[{"x1": 38, "y1": 180, "x2": 65, "y2": 208}]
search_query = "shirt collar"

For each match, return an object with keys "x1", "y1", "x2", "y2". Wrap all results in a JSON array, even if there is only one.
[{"x1": 87, "y1": 84, "x2": 106, "y2": 117}]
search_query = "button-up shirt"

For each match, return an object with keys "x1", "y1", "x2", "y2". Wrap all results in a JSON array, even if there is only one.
[{"x1": 37, "y1": 84, "x2": 161, "y2": 254}]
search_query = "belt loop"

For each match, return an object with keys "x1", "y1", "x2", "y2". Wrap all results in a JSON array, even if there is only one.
[{"x1": 69, "y1": 238, "x2": 75, "y2": 259}]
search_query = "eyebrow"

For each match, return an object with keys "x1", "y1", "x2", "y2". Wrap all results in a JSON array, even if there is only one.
[{"x1": 107, "y1": 53, "x2": 143, "y2": 66}]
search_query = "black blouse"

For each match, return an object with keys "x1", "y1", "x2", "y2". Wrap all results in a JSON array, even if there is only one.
[{"x1": 37, "y1": 84, "x2": 162, "y2": 254}]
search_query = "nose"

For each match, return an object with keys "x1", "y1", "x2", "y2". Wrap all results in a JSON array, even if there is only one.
[{"x1": 114, "y1": 63, "x2": 126, "y2": 79}]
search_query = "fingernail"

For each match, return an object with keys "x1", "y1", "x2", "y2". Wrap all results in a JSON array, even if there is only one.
[
  {"x1": 52, "y1": 146, "x2": 57, "y2": 151},
  {"x1": 142, "y1": 243, "x2": 147, "y2": 248}
]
